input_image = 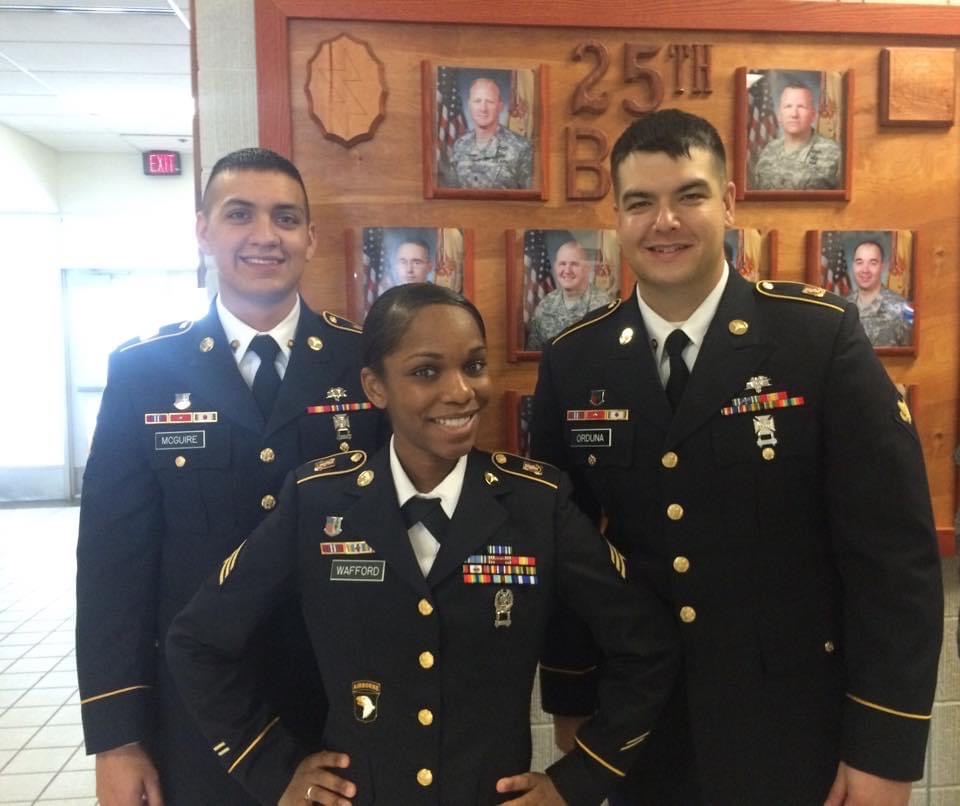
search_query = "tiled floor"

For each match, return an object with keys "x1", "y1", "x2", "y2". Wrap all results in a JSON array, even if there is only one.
[{"x1": 0, "y1": 505, "x2": 95, "y2": 805}]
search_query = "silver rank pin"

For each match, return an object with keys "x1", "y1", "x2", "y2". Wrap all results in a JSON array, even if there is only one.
[
  {"x1": 494, "y1": 588, "x2": 514, "y2": 628},
  {"x1": 744, "y1": 375, "x2": 772, "y2": 394}
]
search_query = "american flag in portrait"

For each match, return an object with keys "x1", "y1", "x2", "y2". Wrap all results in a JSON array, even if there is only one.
[
  {"x1": 523, "y1": 229, "x2": 554, "y2": 325},
  {"x1": 362, "y1": 227, "x2": 387, "y2": 315},
  {"x1": 747, "y1": 72, "x2": 779, "y2": 160},
  {"x1": 437, "y1": 66, "x2": 468, "y2": 169}
]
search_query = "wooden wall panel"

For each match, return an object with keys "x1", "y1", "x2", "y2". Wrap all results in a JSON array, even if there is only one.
[{"x1": 256, "y1": 1, "x2": 960, "y2": 549}]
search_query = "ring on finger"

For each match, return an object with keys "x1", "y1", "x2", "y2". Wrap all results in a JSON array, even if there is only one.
[{"x1": 305, "y1": 784, "x2": 316, "y2": 801}]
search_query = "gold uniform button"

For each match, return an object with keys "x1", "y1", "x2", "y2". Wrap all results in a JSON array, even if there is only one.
[
  {"x1": 307, "y1": 336, "x2": 323, "y2": 351},
  {"x1": 761, "y1": 447, "x2": 775, "y2": 461},
  {"x1": 260, "y1": 494, "x2": 277, "y2": 511},
  {"x1": 667, "y1": 503, "x2": 684, "y2": 521},
  {"x1": 417, "y1": 599, "x2": 434, "y2": 616},
  {"x1": 824, "y1": 641, "x2": 836, "y2": 654},
  {"x1": 174, "y1": 456, "x2": 187, "y2": 468},
  {"x1": 417, "y1": 768, "x2": 433, "y2": 787},
  {"x1": 679, "y1": 606, "x2": 697, "y2": 623},
  {"x1": 259, "y1": 448, "x2": 275, "y2": 463},
  {"x1": 199, "y1": 336, "x2": 215, "y2": 352},
  {"x1": 417, "y1": 708, "x2": 434, "y2": 726},
  {"x1": 661, "y1": 451, "x2": 678, "y2": 469},
  {"x1": 587, "y1": 454, "x2": 597, "y2": 466},
  {"x1": 673, "y1": 556, "x2": 690, "y2": 573},
  {"x1": 339, "y1": 441, "x2": 350, "y2": 452},
  {"x1": 419, "y1": 651, "x2": 434, "y2": 669}
]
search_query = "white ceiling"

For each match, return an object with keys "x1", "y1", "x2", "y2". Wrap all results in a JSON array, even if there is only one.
[{"x1": 0, "y1": 0, "x2": 192, "y2": 153}]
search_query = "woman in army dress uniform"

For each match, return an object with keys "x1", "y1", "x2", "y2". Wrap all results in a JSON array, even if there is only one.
[{"x1": 166, "y1": 283, "x2": 678, "y2": 806}]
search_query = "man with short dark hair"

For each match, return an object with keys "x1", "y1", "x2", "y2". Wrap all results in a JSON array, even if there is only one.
[
  {"x1": 533, "y1": 109, "x2": 942, "y2": 805},
  {"x1": 76, "y1": 148, "x2": 382, "y2": 805},
  {"x1": 847, "y1": 239, "x2": 912, "y2": 347},
  {"x1": 752, "y1": 82, "x2": 841, "y2": 190},
  {"x1": 392, "y1": 238, "x2": 433, "y2": 285}
]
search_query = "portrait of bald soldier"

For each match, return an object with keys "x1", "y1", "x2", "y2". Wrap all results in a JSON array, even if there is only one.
[
  {"x1": 752, "y1": 79, "x2": 842, "y2": 191},
  {"x1": 846, "y1": 238, "x2": 912, "y2": 348},
  {"x1": 444, "y1": 76, "x2": 533, "y2": 190},
  {"x1": 527, "y1": 239, "x2": 613, "y2": 350}
]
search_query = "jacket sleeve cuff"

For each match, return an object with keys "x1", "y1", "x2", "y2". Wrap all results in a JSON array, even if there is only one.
[
  {"x1": 80, "y1": 685, "x2": 154, "y2": 754},
  {"x1": 842, "y1": 694, "x2": 931, "y2": 781},
  {"x1": 224, "y1": 717, "x2": 309, "y2": 805},
  {"x1": 546, "y1": 742, "x2": 623, "y2": 806}
]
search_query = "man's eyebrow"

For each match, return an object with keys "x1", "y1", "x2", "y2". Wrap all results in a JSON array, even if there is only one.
[{"x1": 620, "y1": 179, "x2": 711, "y2": 203}]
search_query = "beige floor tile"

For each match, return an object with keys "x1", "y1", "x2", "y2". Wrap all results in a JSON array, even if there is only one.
[
  {"x1": 61, "y1": 748, "x2": 93, "y2": 772},
  {"x1": 0, "y1": 748, "x2": 15, "y2": 770},
  {"x1": 3, "y1": 746, "x2": 74, "y2": 774},
  {"x1": 0, "y1": 771, "x2": 54, "y2": 800},
  {"x1": 23, "y1": 725, "x2": 83, "y2": 750},
  {"x1": 0, "y1": 707, "x2": 58, "y2": 729},
  {"x1": 0, "y1": 690, "x2": 26, "y2": 708},
  {"x1": 37, "y1": 769, "x2": 96, "y2": 798},
  {"x1": 34, "y1": 673, "x2": 78, "y2": 690},
  {"x1": 47, "y1": 706, "x2": 80, "y2": 727},
  {"x1": 0, "y1": 727, "x2": 36, "y2": 751},
  {"x1": 4, "y1": 658, "x2": 60, "y2": 676},
  {"x1": 0, "y1": 647, "x2": 25, "y2": 661},
  {"x1": 0, "y1": 674, "x2": 43, "y2": 691},
  {"x1": 12, "y1": 689, "x2": 74, "y2": 709},
  {"x1": 929, "y1": 788, "x2": 960, "y2": 806}
]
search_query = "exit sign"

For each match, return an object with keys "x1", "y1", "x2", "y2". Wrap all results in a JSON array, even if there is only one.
[{"x1": 143, "y1": 150, "x2": 181, "y2": 176}]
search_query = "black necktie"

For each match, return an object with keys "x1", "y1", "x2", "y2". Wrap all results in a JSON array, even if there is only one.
[
  {"x1": 664, "y1": 329, "x2": 690, "y2": 412},
  {"x1": 250, "y1": 335, "x2": 281, "y2": 418},
  {"x1": 401, "y1": 496, "x2": 450, "y2": 542}
]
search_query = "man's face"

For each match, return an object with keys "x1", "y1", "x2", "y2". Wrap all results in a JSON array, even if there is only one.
[
  {"x1": 553, "y1": 242, "x2": 591, "y2": 296},
  {"x1": 778, "y1": 87, "x2": 816, "y2": 138},
  {"x1": 615, "y1": 147, "x2": 734, "y2": 301},
  {"x1": 468, "y1": 80, "x2": 503, "y2": 133},
  {"x1": 853, "y1": 242, "x2": 884, "y2": 293},
  {"x1": 197, "y1": 169, "x2": 314, "y2": 313},
  {"x1": 394, "y1": 242, "x2": 432, "y2": 284}
]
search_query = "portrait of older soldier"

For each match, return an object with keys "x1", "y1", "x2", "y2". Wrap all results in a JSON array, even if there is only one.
[
  {"x1": 846, "y1": 238, "x2": 912, "y2": 348},
  {"x1": 391, "y1": 237, "x2": 433, "y2": 285},
  {"x1": 444, "y1": 76, "x2": 533, "y2": 190},
  {"x1": 752, "y1": 79, "x2": 842, "y2": 190},
  {"x1": 527, "y1": 239, "x2": 612, "y2": 350}
]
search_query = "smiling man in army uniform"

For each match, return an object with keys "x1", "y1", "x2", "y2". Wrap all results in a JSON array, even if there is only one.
[
  {"x1": 532, "y1": 109, "x2": 942, "y2": 806},
  {"x1": 752, "y1": 82, "x2": 842, "y2": 191},
  {"x1": 846, "y1": 239, "x2": 912, "y2": 348},
  {"x1": 76, "y1": 148, "x2": 382, "y2": 805}
]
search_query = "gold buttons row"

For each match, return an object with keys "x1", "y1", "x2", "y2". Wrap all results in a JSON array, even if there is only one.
[
  {"x1": 418, "y1": 598, "x2": 433, "y2": 616},
  {"x1": 679, "y1": 606, "x2": 697, "y2": 623},
  {"x1": 418, "y1": 708, "x2": 433, "y2": 726},
  {"x1": 419, "y1": 651, "x2": 434, "y2": 669},
  {"x1": 661, "y1": 451, "x2": 678, "y2": 469},
  {"x1": 260, "y1": 447, "x2": 275, "y2": 463},
  {"x1": 667, "y1": 503, "x2": 684, "y2": 521},
  {"x1": 417, "y1": 768, "x2": 433, "y2": 787},
  {"x1": 261, "y1": 495, "x2": 276, "y2": 511}
]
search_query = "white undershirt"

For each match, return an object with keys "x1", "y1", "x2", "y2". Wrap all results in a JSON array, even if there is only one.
[
  {"x1": 389, "y1": 437, "x2": 467, "y2": 577},
  {"x1": 635, "y1": 267, "x2": 729, "y2": 387},
  {"x1": 216, "y1": 295, "x2": 300, "y2": 388}
]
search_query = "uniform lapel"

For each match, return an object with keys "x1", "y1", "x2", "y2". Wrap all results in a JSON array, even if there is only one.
[
  {"x1": 342, "y1": 449, "x2": 430, "y2": 595},
  {"x1": 668, "y1": 271, "x2": 772, "y2": 446},
  {"x1": 266, "y1": 305, "x2": 332, "y2": 435},
  {"x1": 180, "y1": 304, "x2": 263, "y2": 433},
  {"x1": 426, "y1": 452, "x2": 509, "y2": 587},
  {"x1": 605, "y1": 293, "x2": 672, "y2": 432}
]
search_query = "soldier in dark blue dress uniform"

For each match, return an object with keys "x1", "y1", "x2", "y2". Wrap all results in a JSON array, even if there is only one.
[
  {"x1": 532, "y1": 110, "x2": 943, "y2": 806},
  {"x1": 76, "y1": 149, "x2": 382, "y2": 805},
  {"x1": 166, "y1": 284, "x2": 679, "y2": 806}
]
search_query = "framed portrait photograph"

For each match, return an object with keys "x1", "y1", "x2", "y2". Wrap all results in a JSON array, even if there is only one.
[
  {"x1": 806, "y1": 229, "x2": 918, "y2": 355},
  {"x1": 344, "y1": 227, "x2": 474, "y2": 322},
  {"x1": 506, "y1": 228, "x2": 630, "y2": 362},
  {"x1": 734, "y1": 67, "x2": 853, "y2": 201},
  {"x1": 724, "y1": 228, "x2": 779, "y2": 282},
  {"x1": 422, "y1": 61, "x2": 548, "y2": 201},
  {"x1": 502, "y1": 391, "x2": 535, "y2": 457}
]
